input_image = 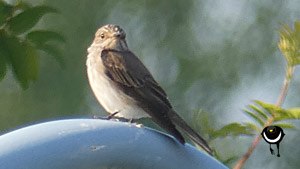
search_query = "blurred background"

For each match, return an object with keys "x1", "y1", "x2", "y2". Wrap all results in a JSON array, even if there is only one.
[{"x1": 0, "y1": 0, "x2": 299, "y2": 168}]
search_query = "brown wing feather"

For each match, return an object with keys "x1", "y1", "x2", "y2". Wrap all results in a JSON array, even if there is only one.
[
  {"x1": 101, "y1": 50, "x2": 139, "y2": 87},
  {"x1": 101, "y1": 49, "x2": 185, "y2": 144},
  {"x1": 101, "y1": 50, "x2": 171, "y2": 107}
]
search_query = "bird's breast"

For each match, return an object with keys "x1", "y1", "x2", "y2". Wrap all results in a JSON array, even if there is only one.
[{"x1": 86, "y1": 53, "x2": 149, "y2": 119}]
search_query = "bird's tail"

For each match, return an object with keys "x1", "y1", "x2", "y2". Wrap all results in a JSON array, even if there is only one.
[{"x1": 169, "y1": 110, "x2": 214, "y2": 156}]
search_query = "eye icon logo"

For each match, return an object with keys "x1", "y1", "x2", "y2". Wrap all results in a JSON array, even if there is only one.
[{"x1": 261, "y1": 126, "x2": 285, "y2": 157}]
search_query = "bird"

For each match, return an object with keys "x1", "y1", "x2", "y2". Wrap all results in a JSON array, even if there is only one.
[{"x1": 86, "y1": 24, "x2": 213, "y2": 155}]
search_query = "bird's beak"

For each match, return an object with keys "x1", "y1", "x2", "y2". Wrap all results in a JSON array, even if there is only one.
[{"x1": 114, "y1": 33, "x2": 125, "y2": 39}]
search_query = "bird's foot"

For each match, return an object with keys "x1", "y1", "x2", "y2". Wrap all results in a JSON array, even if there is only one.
[
  {"x1": 128, "y1": 118, "x2": 134, "y2": 123},
  {"x1": 134, "y1": 123, "x2": 144, "y2": 128},
  {"x1": 125, "y1": 119, "x2": 144, "y2": 128},
  {"x1": 93, "y1": 112, "x2": 119, "y2": 120}
]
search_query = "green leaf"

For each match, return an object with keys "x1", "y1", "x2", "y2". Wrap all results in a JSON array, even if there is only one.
[
  {"x1": 248, "y1": 105, "x2": 268, "y2": 119},
  {"x1": 274, "y1": 123, "x2": 296, "y2": 130},
  {"x1": 37, "y1": 44, "x2": 65, "y2": 68},
  {"x1": 0, "y1": 31, "x2": 8, "y2": 81},
  {"x1": 274, "y1": 109, "x2": 290, "y2": 117},
  {"x1": 254, "y1": 100, "x2": 275, "y2": 117},
  {"x1": 287, "y1": 108, "x2": 300, "y2": 119},
  {"x1": 281, "y1": 23, "x2": 293, "y2": 35},
  {"x1": 0, "y1": 1, "x2": 14, "y2": 26},
  {"x1": 278, "y1": 29, "x2": 292, "y2": 42},
  {"x1": 8, "y1": 6, "x2": 58, "y2": 34},
  {"x1": 274, "y1": 108, "x2": 300, "y2": 121},
  {"x1": 15, "y1": 1, "x2": 32, "y2": 10},
  {"x1": 278, "y1": 21, "x2": 300, "y2": 66},
  {"x1": 274, "y1": 116, "x2": 290, "y2": 121},
  {"x1": 26, "y1": 30, "x2": 65, "y2": 45},
  {"x1": 0, "y1": 32, "x2": 39, "y2": 89},
  {"x1": 243, "y1": 109, "x2": 265, "y2": 126},
  {"x1": 244, "y1": 122, "x2": 261, "y2": 133},
  {"x1": 211, "y1": 147, "x2": 221, "y2": 161},
  {"x1": 253, "y1": 100, "x2": 289, "y2": 117},
  {"x1": 193, "y1": 109, "x2": 212, "y2": 133},
  {"x1": 23, "y1": 41, "x2": 39, "y2": 81},
  {"x1": 25, "y1": 30, "x2": 65, "y2": 68},
  {"x1": 0, "y1": 49, "x2": 7, "y2": 81},
  {"x1": 251, "y1": 101, "x2": 299, "y2": 121},
  {"x1": 295, "y1": 21, "x2": 300, "y2": 38},
  {"x1": 210, "y1": 123, "x2": 254, "y2": 139},
  {"x1": 222, "y1": 156, "x2": 238, "y2": 165}
]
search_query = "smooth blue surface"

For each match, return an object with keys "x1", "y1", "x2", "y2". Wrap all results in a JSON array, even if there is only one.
[{"x1": 0, "y1": 119, "x2": 228, "y2": 169}]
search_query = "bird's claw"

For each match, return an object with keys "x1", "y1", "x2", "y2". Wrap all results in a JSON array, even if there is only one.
[{"x1": 93, "y1": 112, "x2": 119, "y2": 120}]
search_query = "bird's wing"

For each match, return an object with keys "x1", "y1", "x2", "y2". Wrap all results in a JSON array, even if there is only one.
[
  {"x1": 100, "y1": 50, "x2": 214, "y2": 156},
  {"x1": 101, "y1": 50, "x2": 171, "y2": 108},
  {"x1": 101, "y1": 50, "x2": 185, "y2": 144},
  {"x1": 100, "y1": 50, "x2": 142, "y2": 88}
]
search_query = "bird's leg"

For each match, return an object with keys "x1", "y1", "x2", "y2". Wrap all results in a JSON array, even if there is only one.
[
  {"x1": 128, "y1": 118, "x2": 134, "y2": 123},
  {"x1": 106, "y1": 112, "x2": 119, "y2": 120},
  {"x1": 270, "y1": 144, "x2": 274, "y2": 155},
  {"x1": 94, "y1": 112, "x2": 119, "y2": 120},
  {"x1": 276, "y1": 143, "x2": 280, "y2": 157}
]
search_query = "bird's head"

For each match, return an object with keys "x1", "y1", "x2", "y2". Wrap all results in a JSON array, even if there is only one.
[{"x1": 89, "y1": 24, "x2": 128, "y2": 52}]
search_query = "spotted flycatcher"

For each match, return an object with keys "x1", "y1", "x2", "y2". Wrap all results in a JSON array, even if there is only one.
[{"x1": 86, "y1": 24, "x2": 213, "y2": 155}]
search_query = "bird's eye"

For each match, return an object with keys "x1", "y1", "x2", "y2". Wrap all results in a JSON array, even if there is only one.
[{"x1": 100, "y1": 34, "x2": 105, "y2": 39}]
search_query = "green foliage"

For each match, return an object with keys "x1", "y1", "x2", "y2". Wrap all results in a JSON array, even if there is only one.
[
  {"x1": 197, "y1": 22, "x2": 300, "y2": 167},
  {"x1": 278, "y1": 21, "x2": 300, "y2": 67},
  {"x1": 243, "y1": 109, "x2": 265, "y2": 126},
  {"x1": 254, "y1": 100, "x2": 278, "y2": 117},
  {"x1": 272, "y1": 123, "x2": 296, "y2": 129},
  {"x1": 244, "y1": 122, "x2": 261, "y2": 133},
  {"x1": 193, "y1": 109, "x2": 213, "y2": 134},
  {"x1": 193, "y1": 110, "x2": 255, "y2": 164},
  {"x1": 287, "y1": 108, "x2": 300, "y2": 118},
  {"x1": 8, "y1": 6, "x2": 57, "y2": 35},
  {"x1": 26, "y1": 30, "x2": 66, "y2": 68},
  {"x1": 250, "y1": 100, "x2": 300, "y2": 122},
  {"x1": 14, "y1": 1, "x2": 31, "y2": 10},
  {"x1": 248, "y1": 104, "x2": 268, "y2": 119},
  {"x1": 274, "y1": 107, "x2": 300, "y2": 122},
  {"x1": 0, "y1": 0, "x2": 64, "y2": 89},
  {"x1": 0, "y1": 48, "x2": 7, "y2": 81},
  {"x1": 210, "y1": 123, "x2": 255, "y2": 140},
  {"x1": 0, "y1": 1, "x2": 13, "y2": 26},
  {"x1": 193, "y1": 110, "x2": 255, "y2": 141},
  {"x1": 213, "y1": 147, "x2": 238, "y2": 166},
  {"x1": 26, "y1": 30, "x2": 65, "y2": 44},
  {"x1": 37, "y1": 43, "x2": 65, "y2": 68},
  {"x1": 222, "y1": 156, "x2": 238, "y2": 166},
  {"x1": 0, "y1": 32, "x2": 38, "y2": 89},
  {"x1": 242, "y1": 100, "x2": 300, "y2": 130}
]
